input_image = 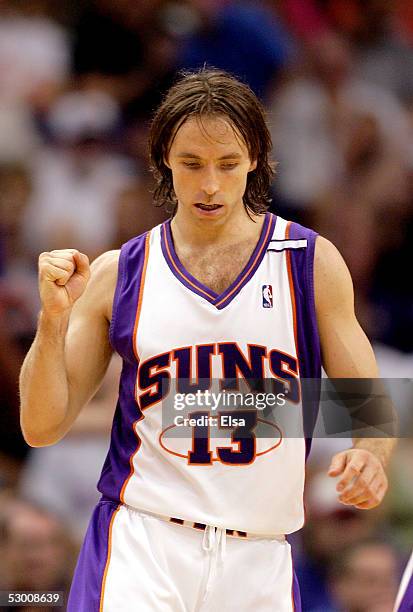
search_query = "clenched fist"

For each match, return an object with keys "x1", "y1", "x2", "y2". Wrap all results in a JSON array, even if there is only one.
[{"x1": 38, "y1": 249, "x2": 90, "y2": 315}]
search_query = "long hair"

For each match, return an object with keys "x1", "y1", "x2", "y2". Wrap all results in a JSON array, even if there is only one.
[{"x1": 148, "y1": 68, "x2": 276, "y2": 215}]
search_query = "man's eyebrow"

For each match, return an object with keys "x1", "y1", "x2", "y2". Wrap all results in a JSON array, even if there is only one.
[
  {"x1": 218, "y1": 153, "x2": 242, "y2": 160},
  {"x1": 176, "y1": 152, "x2": 243, "y2": 160}
]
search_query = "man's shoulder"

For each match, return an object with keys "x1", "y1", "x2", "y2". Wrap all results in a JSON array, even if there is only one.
[
  {"x1": 313, "y1": 236, "x2": 354, "y2": 316},
  {"x1": 283, "y1": 217, "x2": 318, "y2": 241},
  {"x1": 314, "y1": 236, "x2": 344, "y2": 274},
  {"x1": 122, "y1": 224, "x2": 163, "y2": 247},
  {"x1": 118, "y1": 224, "x2": 164, "y2": 257},
  {"x1": 90, "y1": 250, "x2": 120, "y2": 277}
]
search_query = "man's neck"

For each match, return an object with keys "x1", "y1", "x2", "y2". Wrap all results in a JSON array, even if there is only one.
[{"x1": 171, "y1": 207, "x2": 266, "y2": 250}]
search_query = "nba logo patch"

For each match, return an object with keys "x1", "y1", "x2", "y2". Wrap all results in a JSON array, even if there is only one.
[{"x1": 262, "y1": 285, "x2": 273, "y2": 308}]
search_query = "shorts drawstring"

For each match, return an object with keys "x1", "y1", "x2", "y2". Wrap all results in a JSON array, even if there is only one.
[{"x1": 202, "y1": 525, "x2": 227, "y2": 601}]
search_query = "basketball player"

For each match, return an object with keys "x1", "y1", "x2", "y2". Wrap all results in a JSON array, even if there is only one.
[{"x1": 20, "y1": 69, "x2": 395, "y2": 611}]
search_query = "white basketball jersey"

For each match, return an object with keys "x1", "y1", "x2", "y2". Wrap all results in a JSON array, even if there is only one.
[{"x1": 100, "y1": 212, "x2": 321, "y2": 536}]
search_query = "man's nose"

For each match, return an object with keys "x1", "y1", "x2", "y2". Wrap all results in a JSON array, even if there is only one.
[{"x1": 201, "y1": 166, "x2": 219, "y2": 196}]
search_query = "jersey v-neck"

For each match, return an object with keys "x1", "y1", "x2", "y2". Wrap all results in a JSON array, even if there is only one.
[{"x1": 160, "y1": 212, "x2": 276, "y2": 310}]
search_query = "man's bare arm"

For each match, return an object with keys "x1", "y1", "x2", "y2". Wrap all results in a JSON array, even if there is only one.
[
  {"x1": 19, "y1": 249, "x2": 119, "y2": 447},
  {"x1": 314, "y1": 236, "x2": 396, "y2": 509}
]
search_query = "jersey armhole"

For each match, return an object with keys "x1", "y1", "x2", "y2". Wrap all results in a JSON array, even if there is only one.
[
  {"x1": 305, "y1": 232, "x2": 317, "y2": 343},
  {"x1": 109, "y1": 245, "x2": 127, "y2": 353}
]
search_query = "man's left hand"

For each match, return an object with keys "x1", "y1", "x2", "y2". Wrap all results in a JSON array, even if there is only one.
[{"x1": 328, "y1": 448, "x2": 388, "y2": 510}]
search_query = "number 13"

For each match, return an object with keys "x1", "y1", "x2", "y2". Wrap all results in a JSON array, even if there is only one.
[{"x1": 188, "y1": 410, "x2": 257, "y2": 465}]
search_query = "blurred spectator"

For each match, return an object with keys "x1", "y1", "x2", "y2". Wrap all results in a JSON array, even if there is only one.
[
  {"x1": 396, "y1": 0, "x2": 413, "y2": 44},
  {"x1": 385, "y1": 439, "x2": 413, "y2": 556},
  {"x1": 320, "y1": 0, "x2": 413, "y2": 105},
  {"x1": 113, "y1": 119, "x2": 169, "y2": 244},
  {"x1": 72, "y1": 0, "x2": 178, "y2": 123},
  {"x1": 47, "y1": 88, "x2": 120, "y2": 144},
  {"x1": 0, "y1": 163, "x2": 37, "y2": 467},
  {"x1": 0, "y1": 0, "x2": 70, "y2": 107},
  {"x1": 296, "y1": 470, "x2": 382, "y2": 611},
  {"x1": 272, "y1": 0, "x2": 329, "y2": 42},
  {"x1": 0, "y1": 102, "x2": 39, "y2": 163},
  {"x1": 0, "y1": 163, "x2": 38, "y2": 314},
  {"x1": 328, "y1": 539, "x2": 400, "y2": 612},
  {"x1": 0, "y1": 312, "x2": 27, "y2": 469},
  {"x1": 0, "y1": 496, "x2": 75, "y2": 611},
  {"x1": 269, "y1": 31, "x2": 411, "y2": 217},
  {"x1": 21, "y1": 89, "x2": 135, "y2": 259},
  {"x1": 312, "y1": 110, "x2": 410, "y2": 334},
  {"x1": 369, "y1": 209, "x2": 413, "y2": 352},
  {"x1": 0, "y1": 0, "x2": 69, "y2": 161},
  {"x1": 176, "y1": 0, "x2": 295, "y2": 99},
  {"x1": 355, "y1": 10, "x2": 413, "y2": 107}
]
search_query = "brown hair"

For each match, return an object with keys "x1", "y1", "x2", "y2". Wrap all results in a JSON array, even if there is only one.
[{"x1": 148, "y1": 68, "x2": 276, "y2": 215}]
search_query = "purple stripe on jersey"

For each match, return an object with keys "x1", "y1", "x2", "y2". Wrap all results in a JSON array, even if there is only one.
[
  {"x1": 97, "y1": 360, "x2": 141, "y2": 501},
  {"x1": 100, "y1": 232, "x2": 148, "y2": 502},
  {"x1": 109, "y1": 231, "x2": 149, "y2": 364},
  {"x1": 292, "y1": 569, "x2": 302, "y2": 611},
  {"x1": 398, "y1": 575, "x2": 413, "y2": 611},
  {"x1": 161, "y1": 212, "x2": 276, "y2": 309},
  {"x1": 68, "y1": 500, "x2": 119, "y2": 612},
  {"x1": 287, "y1": 222, "x2": 321, "y2": 458},
  {"x1": 287, "y1": 534, "x2": 302, "y2": 611}
]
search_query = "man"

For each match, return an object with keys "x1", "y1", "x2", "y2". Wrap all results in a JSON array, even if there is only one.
[
  {"x1": 0, "y1": 497, "x2": 74, "y2": 607},
  {"x1": 329, "y1": 539, "x2": 400, "y2": 612},
  {"x1": 20, "y1": 69, "x2": 394, "y2": 611}
]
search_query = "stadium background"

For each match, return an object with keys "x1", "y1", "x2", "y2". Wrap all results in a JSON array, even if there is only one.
[{"x1": 0, "y1": 0, "x2": 412, "y2": 610}]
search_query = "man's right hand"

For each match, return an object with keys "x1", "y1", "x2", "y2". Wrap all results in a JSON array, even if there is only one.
[{"x1": 38, "y1": 249, "x2": 90, "y2": 316}]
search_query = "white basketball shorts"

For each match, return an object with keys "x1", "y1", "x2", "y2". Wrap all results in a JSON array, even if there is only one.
[{"x1": 68, "y1": 499, "x2": 301, "y2": 611}]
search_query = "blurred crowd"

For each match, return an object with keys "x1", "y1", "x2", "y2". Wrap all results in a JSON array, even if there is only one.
[{"x1": 0, "y1": 0, "x2": 413, "y2": 610}]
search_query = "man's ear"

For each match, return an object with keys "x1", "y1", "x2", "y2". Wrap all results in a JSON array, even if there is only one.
[
  {"x1": 164, "y1": 156, "x2": 171, "y2": 170},
  {"x1": 249, "y1": 159, "x2": 257, "y2": 172}
]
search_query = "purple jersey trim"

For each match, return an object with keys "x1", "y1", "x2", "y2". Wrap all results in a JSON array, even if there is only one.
[
  {"x1": 108, "y1": 247, "x2": 126, "y2": 353},
  {"x1": 161, "y1": 212, "x2": 276, "y2": 309},
  {"x1": 109, "y1": 231, "x2": 149, "y2": 364},
  {"x1": 68, "y1": 500, "x2": 119, "y2": 612},
  {"x1": 99, "y1": 232, "x2": 149, "y2": 502},
  {"x1": 286, "y1": 534, "x2": 302, "y2": 611},
  {"x1": 162, "y1": 221, "x2": 215, "y2": 300},
  {"x1": 97, "y1": 361, "x2": 142, "y2": 502},
  {"x1": 287, "y1": 222, "x2": 321, "y2": 459},
  {"x1": 292, "y1": 568, "x2": 302, "y2": 611},
  {"x1": 398, "y1": 576, "x2": 413, "y2": 611}
]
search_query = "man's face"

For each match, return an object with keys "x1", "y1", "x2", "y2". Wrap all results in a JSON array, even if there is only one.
[
  {"x1": 331, "y1": 544, "x2": 399, "y2": 612},
  {"x1": 5, "y1": 510, "x2": 69, "y2": 590},
  {"x1": 166, "y1": 115, "x2": 257, "y2": 224}
]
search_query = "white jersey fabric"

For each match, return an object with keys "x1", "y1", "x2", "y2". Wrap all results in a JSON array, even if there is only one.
[
  {"x1": 100, "y1": 212, "x2": 321, "y2": 537},
  {"x1": 69, "y1": 213, "x2": 320, "y2": 611}
]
